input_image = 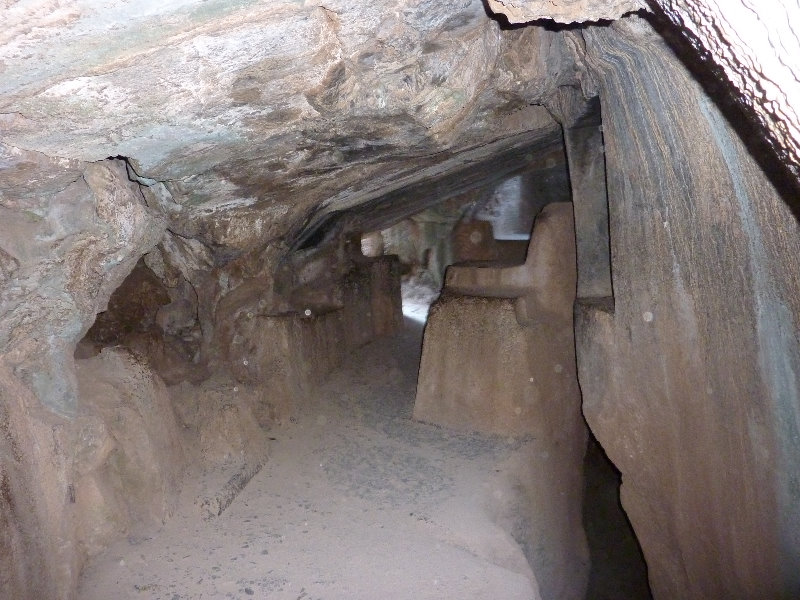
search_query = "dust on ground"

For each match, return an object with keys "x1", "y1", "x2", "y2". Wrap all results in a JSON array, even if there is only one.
[{"x1": 77, "y1": 318, "x2": 540, "y2": 600}]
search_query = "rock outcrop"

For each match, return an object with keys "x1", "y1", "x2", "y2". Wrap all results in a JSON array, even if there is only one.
[
  {"x1": 486, "y1": 0, "x2": 646, "y2": 23},
  {"x1": 0, "y1": 154, "x2": 166, "y2": 416},
  {"x1": 575, "y1": 16, "x2": 800, "y2": 599},
  {"x1": 222, "y1": 253, "x2": 403, "y2": 419},
  {"x1": 487, "y1": 0, "x2": 800, "y2": 184}
]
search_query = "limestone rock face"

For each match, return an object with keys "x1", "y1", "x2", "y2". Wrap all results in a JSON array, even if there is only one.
[
  {"x1": 170, "y1": 376, "x2": 268, "y2": 467},
  {"x1": 0, "y1": 154, "x2": 166, "y2": 415},
  {"x1": 84, "y1": 260, "x2": 171, "y2": 346},
  {"x1": 575, "y1": 17, "x2": 800, "y2": 599},
  {"x1": 486, "y1": 0, "x2": 800, "y2": 187},
  {"x1": 486, "y1": 0, "x2": 646, "y2": 23},
  {"x1": 0, "y1": 0, "x2": 576, "y2": 253},
  {"x1": 75, "y1": 350, "x2": 186, "y2": 558},
  {"x1": 2, "y1": 1, "x2": 800, "y2": 599}
]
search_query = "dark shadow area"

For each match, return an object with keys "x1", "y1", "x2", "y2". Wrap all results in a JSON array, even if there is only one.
[
  {"x1": 583, "y1": 432, "x2": 652, "y2": 600},
  {"x1": 644, "y1": 6, "x2": 800, "y2": 222}
]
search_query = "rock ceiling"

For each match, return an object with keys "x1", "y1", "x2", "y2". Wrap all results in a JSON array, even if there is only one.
[
  {"x1": 486, "y1": 0, "x2": 645, "y2": 24},
  {"x1": 2, "y1": 0, "x2": 798, "y2": 251},
  {"x1": 0, "y1": 0, "x2": 585, "y2": 252}
]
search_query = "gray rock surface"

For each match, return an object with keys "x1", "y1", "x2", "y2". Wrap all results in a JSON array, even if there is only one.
[
  {"x1": 575, "y1": 16, "x2": 800, "y2": 599},
  {"x1": 0, "y1": 0, "x2": 575, "y2": 252},
  {"x1": 0, "y1": 155, "x2": 165, "y2": 415}
]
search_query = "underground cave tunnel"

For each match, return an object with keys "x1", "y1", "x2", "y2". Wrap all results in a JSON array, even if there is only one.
[
  {"x1": 74, "y1": 136, "x2": 653, "y2": 598},
  {"x1": 1, "y1": 1, "x2": 800, "y2": 600}
]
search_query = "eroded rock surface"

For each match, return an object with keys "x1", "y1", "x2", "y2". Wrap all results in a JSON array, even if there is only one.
[
  {"x1": 75, "y1": 350, "x2": 186, "y2": 558},
  {"x1": 0, "y1": 0, "x2": 576, "y2": 254},
  {"x1": 0, "y1": 362, "x2": 76, "y2": 600},
  {"x1": 0, "y1": 155, "x2": 166, "y2": 598},
  {"x1": 0, "y1": 154, "x2": 165, "y2": 415}
]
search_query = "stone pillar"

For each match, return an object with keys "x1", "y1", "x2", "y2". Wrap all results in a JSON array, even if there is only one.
[
  {"x1": 563, "y1": 100, "x2": 612, "y2": 300},
  {"x1": 576, "y1": 17, "x2": 800, "y2": 599},
  {"x1": 414, "y1": 203, "x2": 589, "y2": 600}
]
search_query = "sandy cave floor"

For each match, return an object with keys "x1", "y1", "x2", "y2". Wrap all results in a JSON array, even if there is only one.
[{"x1": 78, "y1": 318, "x2": 543, "y2": 600}]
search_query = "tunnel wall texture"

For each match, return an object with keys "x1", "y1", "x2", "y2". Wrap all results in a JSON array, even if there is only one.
[
  {"x1": 220, "y1": 255, "x2": 403, "y2": 420},
  {"x1": 2, "y1": 2, "x2": 800, "y2": 598},
  {"x1": 0, "y1": 156, "x2": 167, "y2": 599},
  {"x1": 575, "y1": 17, "x2": 800, "y2": 599}
]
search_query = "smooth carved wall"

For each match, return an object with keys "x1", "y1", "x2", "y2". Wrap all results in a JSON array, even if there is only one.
[{"x1": 575, "y1": 17, "x2": 800, "y2": 600}]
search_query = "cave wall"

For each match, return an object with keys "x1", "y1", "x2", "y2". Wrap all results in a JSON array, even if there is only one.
[
  {"x1": 0, "y1": 151, "x2": 403, "y2": 598},
  {"x1": 574, "y1": 17, "x2": 800, "y2": 599},
  {"x1": 2, "y1": 2, "x2": 800, "y2": 598},
  {"x1": 218, "y1": 253, "x2": 403, "y2": 420},
  {"x1": 0, "y1": 154, "x2": 166, "y2": 416},
  {"x1": 0, "y1": 113, "x2": 405, "y2": 599},
  {"x1": 0, "y1": 153, "x2": 167, "y2": 598}
]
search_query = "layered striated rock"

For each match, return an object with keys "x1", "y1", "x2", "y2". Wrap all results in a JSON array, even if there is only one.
[
  {"x1": 575, "y1": 16, "x2": 800, "y2": 599},
  {"x1": 487, "y1": 0, "x2": 800, "y2": 184}
]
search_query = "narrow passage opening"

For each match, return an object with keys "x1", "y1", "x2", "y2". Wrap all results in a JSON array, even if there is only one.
[
  {"x1": 583, "y1": 432, "x2": 653, "y2": 600},
  {"x1": 74, "y1": 133, "x2": 652, "y2": 600}
]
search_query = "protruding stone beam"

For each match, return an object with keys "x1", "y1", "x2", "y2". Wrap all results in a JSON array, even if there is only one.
[
  {"x1": 486, "y1": 0, "x2": 646, "y2": 24},
  {"x1": 563, "y1": 98, "x2": 613, "y2": 300}
]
